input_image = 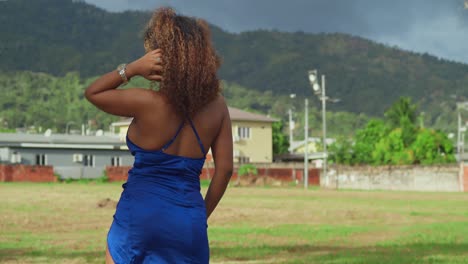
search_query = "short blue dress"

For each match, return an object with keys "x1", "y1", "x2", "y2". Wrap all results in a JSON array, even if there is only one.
[{"x1": 107, "y1": 118, "x2": 209, "y2": 263}]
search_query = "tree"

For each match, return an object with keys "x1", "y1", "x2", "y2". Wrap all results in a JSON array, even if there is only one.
[
  {"x1": 272, "y1": 121, "x2": 289, "y2": 155},
  {"x1": 372, "y1": 128, "x2": 415, "y2": 165},
  {"x1": 329, "y1": 97, "x2": 457, "y2": 166},
  {"x1": 384, "y1": 97, "x2": 417, "y2": 126},
  {"x1": 384, "y1": 97, "x2": 418, "y2": 147},
  {"x1": 353, "y1": 119, "x2": 387, "y2": 164},
  {"x1": 328, "y1": 136, "x2": 354, "y2": 165},
  {"x1": 411, "y1": 129, "x2": 456, "y2": 165}
]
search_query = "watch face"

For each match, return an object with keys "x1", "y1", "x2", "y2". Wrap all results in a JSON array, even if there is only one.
[
  {"x1": 117, "y1": 64, "x2": 128, "y2": 84},
  {"x1": 117, "y1": 64, "x2": 126, "y2": 71}
]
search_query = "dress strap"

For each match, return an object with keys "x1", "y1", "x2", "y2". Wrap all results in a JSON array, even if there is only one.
[
  {"x1": 161, "y1": 120, "x2": 185, "y2": 151},
  {"x1": 187, "y1": 118, "x2": 206, "y2": 156}
]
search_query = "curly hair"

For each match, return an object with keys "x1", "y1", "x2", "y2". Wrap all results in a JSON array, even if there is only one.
[{"x1": 144, "y1": 7, "x2": 221, "y2": 117}]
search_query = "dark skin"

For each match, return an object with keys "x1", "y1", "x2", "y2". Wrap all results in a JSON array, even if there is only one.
[{"x1": 85, "y1": 49, "x2": 233, "y2": 264}]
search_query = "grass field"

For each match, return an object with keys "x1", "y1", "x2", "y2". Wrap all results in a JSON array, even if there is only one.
[{"x1": 0, "y1": 181, "x2": 467, "y2": 264}]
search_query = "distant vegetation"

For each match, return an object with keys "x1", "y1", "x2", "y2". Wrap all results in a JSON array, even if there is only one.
[
  {"x1": 0, "y1": 72, "x2": 368, "y2": 139},
  {"x1": 329, "y1": 97, "x2": 456, "y2": 165}
]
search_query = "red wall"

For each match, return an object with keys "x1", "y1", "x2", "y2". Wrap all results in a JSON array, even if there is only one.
[
  {"x1": 0, "y1": 165, "x2": 56, "y2": 182},
  {"x1": 107, "y1": 166, "x2": 320, "y2": 186},
  {"x1": 106, "y1": 166, "x2": 131, "y2": 182},
  {"x1": 294, "y1": 169, "x2": 321, "y2": 186}
]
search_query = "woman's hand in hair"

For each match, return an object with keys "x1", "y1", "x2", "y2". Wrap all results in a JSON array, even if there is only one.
[{"x1": 127, "y1": 49, "x2": 163, "y2": 82}]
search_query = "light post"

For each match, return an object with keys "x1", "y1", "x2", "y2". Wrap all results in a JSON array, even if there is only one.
[
  {"x1": 304, "y1": 98, "x2": 309, "y2": 189},
  {"x1": 289, "y1": 94, "x2": 296, "y2": 154},
  {"x1": 461, "y1": 126, "x2": 466, "y2": 160},
  {"x1": 458, "y1": 112, "x2": 462, "y2": 156},
  {"x1": 308, "y1": 70, "x2": 340, "y2": 188}
]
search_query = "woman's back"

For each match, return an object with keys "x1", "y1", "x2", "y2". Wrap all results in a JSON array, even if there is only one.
[{"x1": 126, "y1": 92, "x2": 228, "y2": 160}]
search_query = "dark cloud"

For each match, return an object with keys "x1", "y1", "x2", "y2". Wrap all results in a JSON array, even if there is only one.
[{"x1": 84, "y1": 0, "x2": 468, "y2": 63}]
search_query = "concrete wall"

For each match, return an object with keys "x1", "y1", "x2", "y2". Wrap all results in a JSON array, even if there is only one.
[
  {"x1": 325, "y1": 165, "x2": 462, "y2": 192},
  {"x1": 54, "y1": 166, "x2": 105, "y2": 179}
]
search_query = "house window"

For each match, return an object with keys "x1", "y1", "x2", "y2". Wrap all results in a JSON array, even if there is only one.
[
  {"x1": 238, "y1": 156, "x2": 250, "y2": 164},
  {"x1": 35, "y1": 154, "x2": 47, "y2": 165},
  {"x1": 83, "y1": 155, "x2": 95, "y2": 167},
  {"x1": 11, "y1": 151, "x2": 21, "y2": 164},
  {"x1": 237, "y1": 127, "x2": 251, "y2": 139},
  {"x1": 111, "y1": 156, "x2": 122, "y2": 167},
  {"x1": 73, "y1": 154, "x2": 83, "y2": 163}
]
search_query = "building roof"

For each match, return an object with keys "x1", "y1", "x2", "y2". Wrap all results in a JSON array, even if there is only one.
[
  {"x1": 111, "y1": 106, "x2": 278, "y2": 127},
  {"x1": 274, "y1": 152, "x2": 327, "y2": 162},
  {"x1": 227, "y1": 107, "x2": 278, "y2": 122},
  {"x1": 0, "y1": 133, "x2": 126, "y2": 149},
  {"x1": 290, "y1": 138, "x2": 336, "y2": 151}
]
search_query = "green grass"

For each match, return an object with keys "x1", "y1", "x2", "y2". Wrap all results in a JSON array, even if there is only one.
[
  {"x1": 200, "y1": 179, "x2": 210, "y2": 188},
  {"x1": 0, "y1": 182, "x2": 467, "y2": 263}
]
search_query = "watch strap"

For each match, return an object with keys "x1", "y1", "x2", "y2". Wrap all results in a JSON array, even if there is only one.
[{"x1": 117, "y1": 64, "x2": 129, "y2": 85}]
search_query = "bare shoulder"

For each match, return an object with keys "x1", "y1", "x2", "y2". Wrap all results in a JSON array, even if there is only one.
[
  {"x1": 127, "y1": 88, "x2": 166, "y2": 106},
  {"x1": 146, "y1": 89, "x2": 166, "y2": 104},
  {"x1": 211, "y1": 94, "x2": 228, "y2": 112},
  {"x1": 127, "y1": 87, "x2": 161, "y2": 99}
]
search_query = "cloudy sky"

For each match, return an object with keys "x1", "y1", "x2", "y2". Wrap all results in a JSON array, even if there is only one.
[{"x1": 83, "y1": 0, "x2": 468, "y2": 64}]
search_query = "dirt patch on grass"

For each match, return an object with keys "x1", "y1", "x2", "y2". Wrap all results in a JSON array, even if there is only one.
[
  {"x1": 96, "y1": 198, "x2": 117, "y2": 209},
  {"x1": 346, "y1": 230, "x2": 402, "y2": 246}
]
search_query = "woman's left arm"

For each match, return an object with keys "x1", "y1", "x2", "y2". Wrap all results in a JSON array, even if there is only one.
[{"x1": 84, "y1": 49, "x2": 163, "y2": 117}]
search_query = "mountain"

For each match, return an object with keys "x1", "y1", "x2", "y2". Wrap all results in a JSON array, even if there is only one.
[
  {"x1": 0, "y1": 0, "x2": 467, "y2": 129},
  {"x1": 0, "y1": 0, "x2": 149, "y2": 76}
]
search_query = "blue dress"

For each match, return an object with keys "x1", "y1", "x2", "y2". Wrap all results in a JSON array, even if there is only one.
[{"x1": 107, "y1": 118, "x2": 209, "y2": 263}]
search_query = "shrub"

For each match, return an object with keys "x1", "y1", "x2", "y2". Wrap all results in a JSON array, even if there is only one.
[{"x1": 238, "y1": 164, "x2": 258, "y2": 177}]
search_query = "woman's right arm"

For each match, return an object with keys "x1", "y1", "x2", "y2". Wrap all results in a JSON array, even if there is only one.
[{"x1": 204, "y1": 99, "x2": 233, "y2": 219}]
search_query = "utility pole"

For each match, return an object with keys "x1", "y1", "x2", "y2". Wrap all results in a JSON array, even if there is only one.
[
  {"x1": 289, "y1": 109, "x2": 294, "y2": 153},
  {"x1": 458, "y1": 111, "x2": 462, "y2": 156},
  {"x1": 304, "y1": 98, "x2": 309, "y2": 189},
  {"x1": 288, "y1": 93, "x2": 296, "y2": 153},
  {"x1": 308, "y1": 70, "x2": 340, "y2": 188},
  {"x1": 321, "y1": 75, "x2": 328, "y2": 187}
]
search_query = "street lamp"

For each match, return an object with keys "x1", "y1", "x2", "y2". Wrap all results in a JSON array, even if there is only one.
[
  {"x1": 308, "y1": 69, "x2": 336, "y2": 188},
  {"x1": 304, "y1": 97, "x2": 309, "y2": 189},
  {"x1": 461, "y1": 126, "x2": 466, "y2": 156},
  {"x1": 288, "y1": 94, "x2": 296, "y2": 154}
]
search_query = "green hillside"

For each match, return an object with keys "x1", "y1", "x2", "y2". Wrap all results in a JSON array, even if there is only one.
[{"x1": 0, "y1": 0, "x2": 466, "y2": 133}]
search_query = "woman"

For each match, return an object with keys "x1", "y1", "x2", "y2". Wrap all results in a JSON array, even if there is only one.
[{"x1": 85, "y1": 7, "x2": 233, "y2": 264}]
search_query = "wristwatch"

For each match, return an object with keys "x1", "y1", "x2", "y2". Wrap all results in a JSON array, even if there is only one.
[{"x1": 117, "y1": 64, "x2": 129, "y2": 86}]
